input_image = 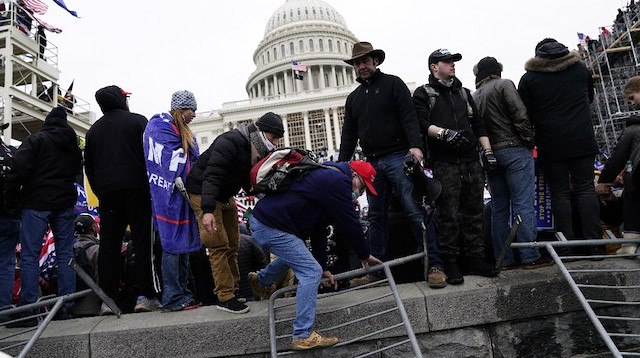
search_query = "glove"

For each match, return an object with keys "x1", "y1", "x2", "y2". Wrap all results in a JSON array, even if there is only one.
[
  {"x1": 438, "y1": 128, "x2": 469, "y2": 151},
  {"x1": 482, "y1": 149, "x2": 498, "y2": 173},
  {"x1": 522, "y1": 138, "x2": 535, "y2": 150}
]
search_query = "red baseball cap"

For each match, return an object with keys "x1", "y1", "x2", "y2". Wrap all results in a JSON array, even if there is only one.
[
  {"x1": 120, "y1": 88, "x2": 132, "y2": 97},
  {"x1": 349, "y1": 160, "x2": 377, "y2": 196}
]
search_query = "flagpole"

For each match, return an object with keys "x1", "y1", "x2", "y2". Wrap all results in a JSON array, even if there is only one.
[{"x1": 292, "y1": 61, "x2": 296, "y2": 92}]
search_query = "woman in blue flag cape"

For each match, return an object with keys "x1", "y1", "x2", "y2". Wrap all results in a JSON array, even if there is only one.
[{"x1": 143, "y1": 90, "x2": 202, "y2": 312}]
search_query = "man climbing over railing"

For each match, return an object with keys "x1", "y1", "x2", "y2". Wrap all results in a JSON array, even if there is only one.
[{"x1": 247, "y1": 160, "x2": 381, "y2": 351}]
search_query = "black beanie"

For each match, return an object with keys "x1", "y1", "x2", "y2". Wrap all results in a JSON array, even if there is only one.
[
  {"x1": 535, "y1": 41, "x2": 569, "y2": 59},
  {"x1": 256, "y1": 112, "x2": 284, "y2": 137},
  {"x1": 474, "y1": 57, "x2": 502, "y2": 84}
]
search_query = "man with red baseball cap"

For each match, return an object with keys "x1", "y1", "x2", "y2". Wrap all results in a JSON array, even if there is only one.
[{"x1": 248, "y1": 160, "x2": 381, "y2": 351}]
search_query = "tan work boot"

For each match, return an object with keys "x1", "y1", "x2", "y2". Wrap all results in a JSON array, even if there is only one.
[
  {"x1": 348, "y1": 274, "x2": 384, "y2": 288},
  {"x1": 291, "y1": 331, "x2": 338, "y2": 350},
  {"x1": 427, "y1": 267, "x2": 447, "y2": 289},
  {"x1": 247, "y1": 272, "x2": 266, "y2": 301}
]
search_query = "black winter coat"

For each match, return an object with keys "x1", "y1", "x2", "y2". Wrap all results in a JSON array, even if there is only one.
[
  {"x1": 599, "y1": 115, "x2": 640, "y2": 193},
  {"x1": 85, "y1": 86, "x2": 149, "y2": 197},
  {"x1": 6, "y1": 107, "x2": 82, "y2": 211},
  {"x1": 338, "y1": 69, "x2": 422, "y2": 161},
  {"x1": 413, "y1": 75, "x2": 487, "y2": 164},
  {"x1": 186, "y1": 125, "x2": 253, "y2": 214},
  {"x1": 518, "y1": 51, "x2": 598, "y2": 161}
]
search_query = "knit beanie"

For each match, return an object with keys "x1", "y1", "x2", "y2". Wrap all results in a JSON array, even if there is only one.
[
  {"x1": 474, "y1": 57, "x2": 502, "y2": 84},
  {"x1": 255, "y1": 112, "x2": 285, "y2": 137},
  {"x1": 171, "y1": 90, "x2": 197, "y2": 111}
]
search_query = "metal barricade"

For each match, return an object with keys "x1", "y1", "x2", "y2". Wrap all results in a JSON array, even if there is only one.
[
  {"x1": 0, "y1": 258, "x2": 120, "y2": 357},
  {"x1": 267, "y1": 252, "x2": 426, "y2": 357},
  {"x1": 511, "y1": 233, "x2": 640, "y2": 358}
]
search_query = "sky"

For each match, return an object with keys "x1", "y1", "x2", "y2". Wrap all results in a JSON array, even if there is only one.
[{"x1": 36, "y1": 0, "x2": 630, "y2": 120}]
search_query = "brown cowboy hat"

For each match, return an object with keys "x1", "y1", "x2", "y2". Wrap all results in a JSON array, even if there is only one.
[{"x1": 344, "y1": 42, "x2": 385, "y2": 65}]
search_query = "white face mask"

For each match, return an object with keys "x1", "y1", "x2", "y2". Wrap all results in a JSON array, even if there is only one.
[{"x1": 260, "y1": 131, "x2": 275, "y2": 151}]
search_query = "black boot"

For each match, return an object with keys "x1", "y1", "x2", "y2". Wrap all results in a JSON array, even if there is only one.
[
  {"x1": 443, "y1": 259, "x2": 464, "y2": 285},
  {"x1": 467, "y1": 257, "x2": 500, "y2": 277}
]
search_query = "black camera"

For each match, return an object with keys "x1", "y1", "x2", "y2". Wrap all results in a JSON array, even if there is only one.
[{"x1": 403, "y1": 153, "x2": 442, "y2": 205}]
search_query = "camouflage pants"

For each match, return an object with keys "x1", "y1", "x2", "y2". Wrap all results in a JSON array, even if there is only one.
[{"x1": 432, "y1": 160, "x2": 485, "y2": 259}]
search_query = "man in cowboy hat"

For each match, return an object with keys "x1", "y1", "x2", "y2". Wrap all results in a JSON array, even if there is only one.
[{"x1": 339, "y1": 42, "x2": 447, "y2": 289}]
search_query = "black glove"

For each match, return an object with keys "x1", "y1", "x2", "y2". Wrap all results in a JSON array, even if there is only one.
[
  {"x1": 482, "y1": 149, "x2": 498, "y2": 172},
  {"x1": 439, "y1": 128, "x2": 469, "y2": 151},
  {"x1": 523, "y1": 138, "x2": 535, "y2": 150}
]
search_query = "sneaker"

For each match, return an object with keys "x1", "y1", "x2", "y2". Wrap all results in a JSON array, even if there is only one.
[
  {"x1": 348, "y1": 274, "x2": 384, "y2": 288},
  {"x1": 500, "y1": 263, "x2": 522, "y2": 271},
  {"x1": 466, "y1": 257, "x2": 500, "y2": 277},
  {"x1": 443, "y1": 260, "x2": 464, "y2": 285},
  {"x1": 216, "y1": 297, "x2": 250, "y2": 314},
  {"x1": 248, "y1": 272, "x2": 266, "y2": 300},
  {"x1": 427, "y1": 267, "x2": 447, "y2": 289},
  {"x1": 99, "y1": 303, "x2": 114, "y2": 316},
  {"x1": 134, "y1": 296, "x2": 162, "y2": 313},
  {"x1": 291, "y1": 330, "x2": 339, "y2": 351},
  {"x1": 522, "y1": 257, "x2": 554, "y2": 270},
  {"x1": 164, "y1": 299, "x2": 203, "y2": 312}
]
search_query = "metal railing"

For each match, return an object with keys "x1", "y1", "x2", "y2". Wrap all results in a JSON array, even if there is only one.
[
  {"x1": 512, "y1": 233, "x2": 640, "y2": 358},
  {"x1": 267, "y1": 251, "x2": 426, "y2": 357}
]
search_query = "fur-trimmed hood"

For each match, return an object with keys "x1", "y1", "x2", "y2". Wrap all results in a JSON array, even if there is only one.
[{"x1": 524, "y1": 51, "x2": 582, "y2": 73}]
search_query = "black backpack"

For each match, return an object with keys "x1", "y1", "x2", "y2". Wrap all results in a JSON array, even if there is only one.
[{"x1": 73, "y1": 241, "x2": 97, "y2": 290}]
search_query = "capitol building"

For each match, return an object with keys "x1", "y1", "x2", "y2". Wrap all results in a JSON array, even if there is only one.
[{"x1": 189, "y1": 0, "x2": 363, "y2": 158}]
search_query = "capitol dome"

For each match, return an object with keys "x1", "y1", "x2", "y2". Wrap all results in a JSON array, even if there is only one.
[{"x1": 246, "y1": 0, "x2": 359, "y2": 99}]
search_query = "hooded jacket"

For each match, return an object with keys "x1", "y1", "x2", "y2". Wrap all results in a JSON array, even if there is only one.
[
  {"x1": 6, "y1": 107, "x2": 82, "y2": 211},
  {"x1": 85, "y1": 86, "x2": 149, "y2": 197},
  {"x1": 251, "y1": 162, "x2": 370, "y2": 270},
  {"x1": 338, "y1": 69, "x2": 422, "y2": 161},
  {"x1": 413, "y1": 75, "x2": 487, "y2": 164},
  {"x1": 599, "y1": 115, "x2": 640, "y2": 193},
  {"x1": 472, "y1": 77, "x2": 534, "y2": 150},
  {"x1": 518, "y1": 49, "x2": 598, "y2": 161}
]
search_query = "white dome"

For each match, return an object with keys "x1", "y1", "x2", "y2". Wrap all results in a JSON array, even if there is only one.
[{"x1": 264, "y1": 0, "x2": 347, "y2": 36}]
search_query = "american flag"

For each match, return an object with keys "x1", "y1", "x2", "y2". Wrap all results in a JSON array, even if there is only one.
[
  {"x1": 23, "y1": 0, "x2": 48, "y2": 15},
  {"x1": 235, "y1": 196, "x2": 248, "y2": 223},
  {"x1": 292, "y1": 60, "x2": 307, "y2": 72},
  {"x1": 577, "y1": 33, "x2": 586, "y2": 48},
  {"x1": 39, "y1": 230, "x2": 57, "y2": 283}
]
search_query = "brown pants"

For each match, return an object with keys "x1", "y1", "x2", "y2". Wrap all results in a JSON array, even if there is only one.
[{"x1": 189, "y1": 195, "x2": 240, "y2": 302}]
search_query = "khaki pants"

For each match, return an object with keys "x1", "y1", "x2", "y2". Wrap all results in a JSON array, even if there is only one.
[{"x1": 189, "y1": 195, "x2": 240, "y2": 302}]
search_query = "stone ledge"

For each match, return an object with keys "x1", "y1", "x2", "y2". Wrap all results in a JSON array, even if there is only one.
[{"x1": 1, "y1": 258, "x2": 638, "y2": 357}]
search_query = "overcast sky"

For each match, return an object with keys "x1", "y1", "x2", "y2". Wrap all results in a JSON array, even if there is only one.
[{"x1": 39, "y1": 0, "x2": 628, "y2": 120}]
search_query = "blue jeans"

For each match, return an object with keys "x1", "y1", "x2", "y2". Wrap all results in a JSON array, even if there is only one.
[
  {"x1": 161, "y1": 251, "x2": 194, "y2": 310},
  {"x1": 0, "y1": 217, "x2": 20, "y2": 307},
  {"x1": 250, "y1": 217, "x2": 322, "y2": 339},
  {"x1": 487, "y1": 147, "x2": 540, "y2": 266},
  {"x1": 368, "y1": 152, "x2": 443, "y2": 271},
  {"x1": 19, "y1": 207, "x2": 76, "y2": 306}
]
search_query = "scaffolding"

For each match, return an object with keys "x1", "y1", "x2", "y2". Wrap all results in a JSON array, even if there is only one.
[
  {"x1": 0, "y1": 0, "x2": 91, "y2": 143},
  {"x1": 585, "y1": 5, "x2": 640, "y2": 156}
]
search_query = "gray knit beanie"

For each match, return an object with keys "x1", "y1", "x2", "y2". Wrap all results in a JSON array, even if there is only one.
[
  {"x1": 171, "y1": 90, "x2": 197, "y2": 111},
  {"x1": 256, "y1": 112, "x2": 285, "y2": 137}
]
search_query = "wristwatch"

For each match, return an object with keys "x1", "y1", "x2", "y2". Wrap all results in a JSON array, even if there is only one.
[{"x1": 436, "y1": 128, "x2": 445, "y2": 141}]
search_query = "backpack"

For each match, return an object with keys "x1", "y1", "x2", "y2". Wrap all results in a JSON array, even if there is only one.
[
  {"x1": 74, "y1": 241, "x2": 97, "y2": 290},
  {"x1": 249, "y1": 148, "x2": 337, "y2": 195},
  {"x1": 421, "y1": 84, "x2": 474, "y2": 123}
]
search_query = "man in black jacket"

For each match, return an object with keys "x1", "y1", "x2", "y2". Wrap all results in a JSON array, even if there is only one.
[
  {"x1": 0, "y1": 124, "x2": 20, "y2": 312},
  {"x1": 339, "y1": 42, "x2": 446, "y2": 289},
  {"x1": 6, "y1": 106, "x2": 82, "y2": 323},
  {"x1": 413, "y1": 49, "x2": 498, "y2": 285},
  {"x1": 85, "y1": 86, "x2": 161, "y2": 314},
  {"x1": 186, "y1": 112, "x2": 283, "y2": 314},
  {"x1": 518, "y1": 39, "x2": 602, "y2": 257}
]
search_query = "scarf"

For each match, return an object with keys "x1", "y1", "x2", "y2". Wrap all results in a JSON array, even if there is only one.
[{"x1": 237, "y1": 123, "x2": 270, "y2": 166}]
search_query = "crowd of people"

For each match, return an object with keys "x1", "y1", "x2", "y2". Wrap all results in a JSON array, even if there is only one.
[{"x1": 0, "y1": 34, "x2": 638, "y2": 351}]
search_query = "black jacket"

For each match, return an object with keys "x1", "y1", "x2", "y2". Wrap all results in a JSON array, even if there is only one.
[
  {"x1": 518, "y1": 51, "x2": 598, "y2": 161},
  {"x1": 413, "y1": 75, "x2": 487, "y2": 164},
  {"x1": 6, "y1": 107, "x2": 82, "y2": 211},
  {"x1": 85, "y1": 86, "x2": 149, "y2": 197},
  {"x1": 338, "y1": 69, "x2": 422, "y2": 161},
  {"x1": 472, "y1": 77, "x2": 534, "y2": 150},
  {"x1": 599, "y1": 115, "x2": 640, "y2": 193},
  {"x1": 186, "y1": 125, "x2": 253, "y2": 214}
]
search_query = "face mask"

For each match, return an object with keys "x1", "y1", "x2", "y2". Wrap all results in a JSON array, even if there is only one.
[
  {"x1": 260, "y1": 131, "x2": 275, "y2": 151},
  {"x1": 352, "y1": 188, "x2": 361, "y2": 200}
]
